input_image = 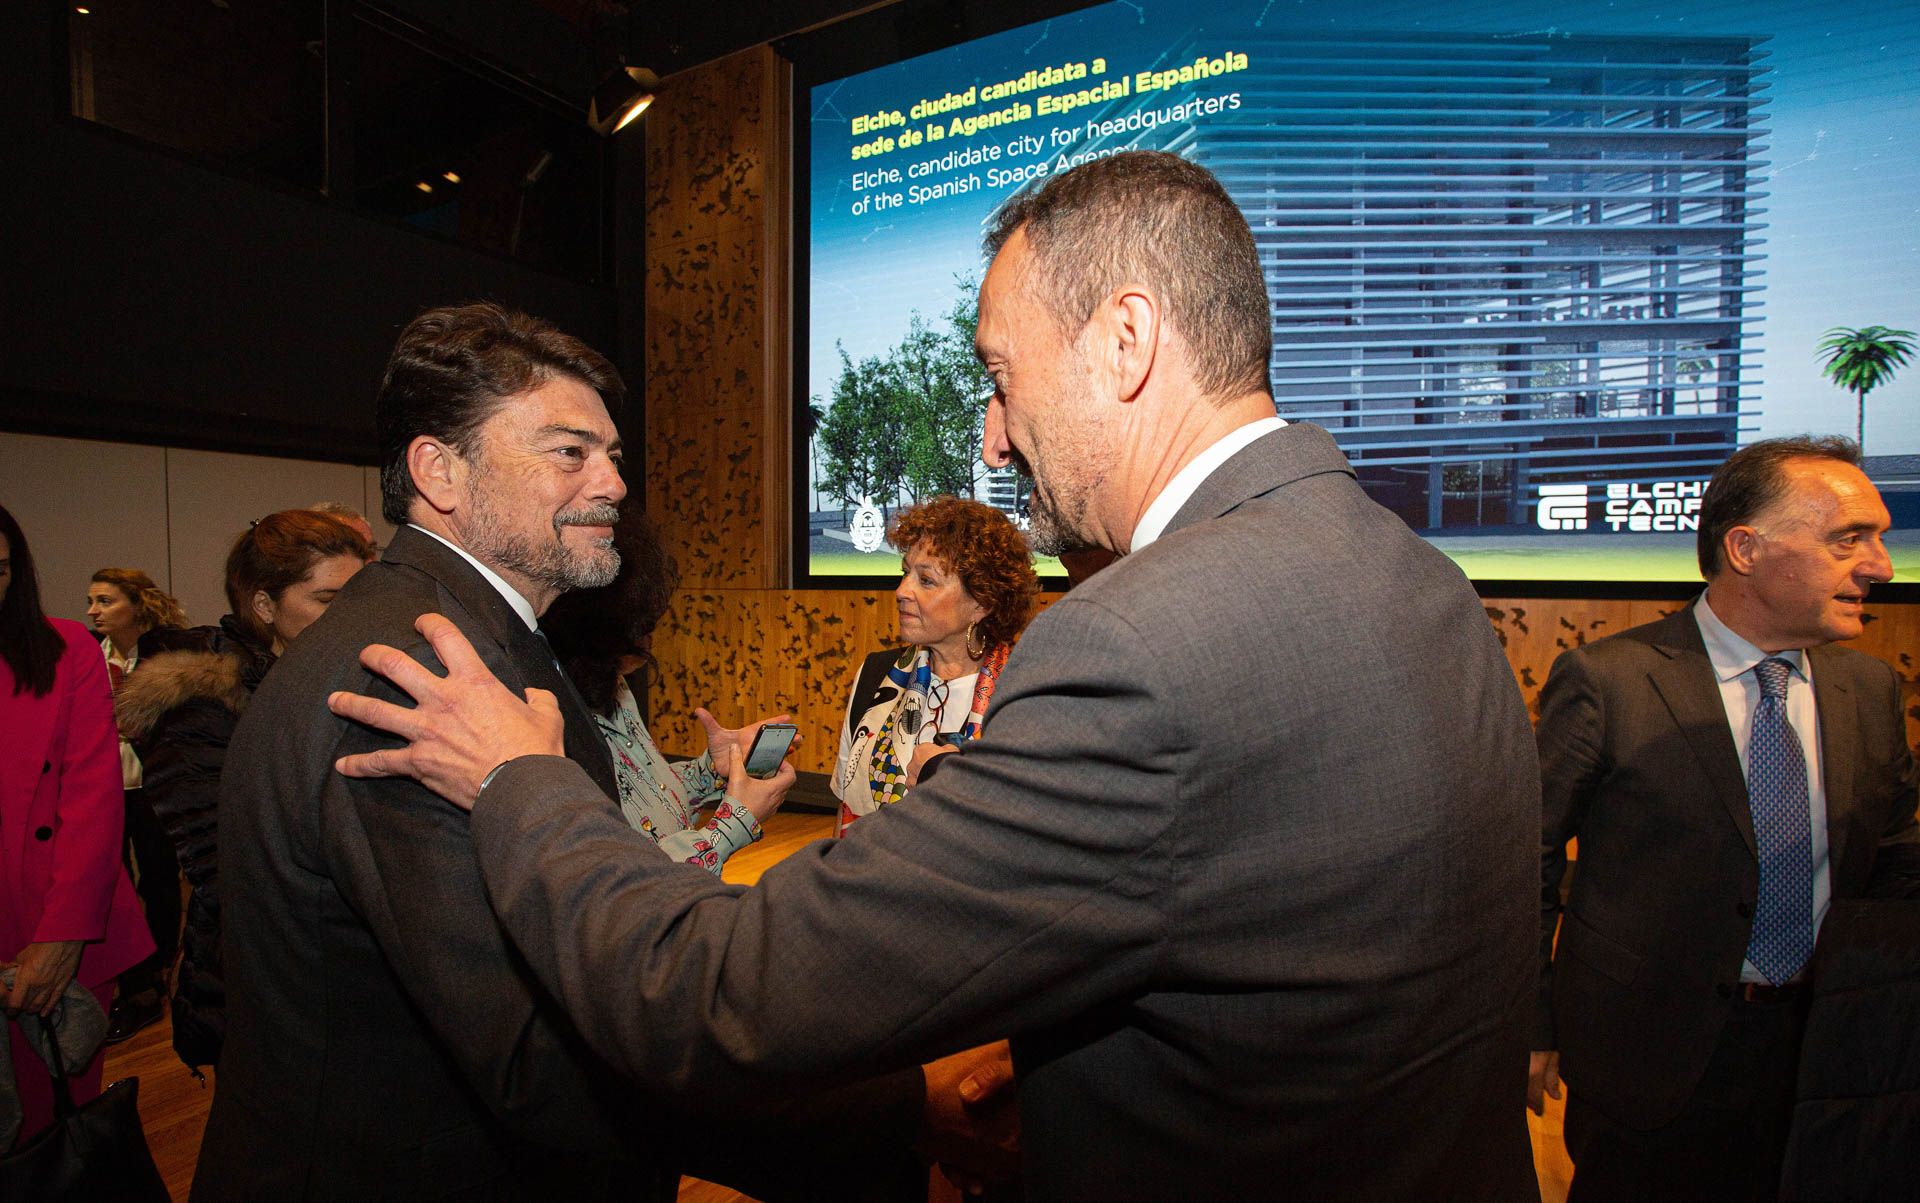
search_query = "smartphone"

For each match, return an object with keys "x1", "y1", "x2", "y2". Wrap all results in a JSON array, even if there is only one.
[{"x1": 742, "y1": 723, "x2": 799, "y2": 778}]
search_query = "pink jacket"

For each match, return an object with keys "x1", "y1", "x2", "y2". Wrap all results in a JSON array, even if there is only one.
[{"x1": 0, "y1": 618, "x2": 154, "y2": 987}]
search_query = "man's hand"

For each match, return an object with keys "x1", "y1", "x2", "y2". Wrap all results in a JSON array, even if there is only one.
[
  {"x1": 2, "y1": 940, "x2": 85, "y2": 1018},
  {"x1": 727, "y1": 758, "x2": 797, "y2": 824},
  {"x1": 1528, "y1": 1049, "x2": 1562, "y2": 1115},
  {"x1": 920, "y1": 1040, "x2": 1019, "y2": 1194},
  {"x1": 328, "y1": 614, "x2": 564, "y2": 810},
  {"x1": 695, "y1": 707, "x2": 793, "y2": 781},
  {"x1": 906, "y1": 741, "x2": 956, "y2": 787}
]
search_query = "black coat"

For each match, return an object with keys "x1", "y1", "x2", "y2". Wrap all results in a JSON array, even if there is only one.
[
  {"x1": 193, "y1": 531, "x2": 925, "y2": 1202},
  {"x1": 193, "y1": 528, "x2": 653, "y2": 1202},
  {"x1": 120, "y1": 616, "x2": 275, "y2": 1071},
  {"x1": 1781, "y1": 899, "x2": 1920, "y2": 1201}
]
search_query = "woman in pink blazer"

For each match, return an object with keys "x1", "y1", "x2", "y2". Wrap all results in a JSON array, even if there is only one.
[{"x1": 0, "y1": 504, "x2": 154, "y2": 1145}]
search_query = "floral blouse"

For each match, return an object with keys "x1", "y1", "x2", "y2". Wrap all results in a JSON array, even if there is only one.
[{"x1": 596, "y1": 677, "x2": 762, "y2": 874}]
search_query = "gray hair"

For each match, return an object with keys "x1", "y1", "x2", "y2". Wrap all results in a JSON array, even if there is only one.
[{"x1": 984, "y1": 151, "x2": 1272, "y2": 400}]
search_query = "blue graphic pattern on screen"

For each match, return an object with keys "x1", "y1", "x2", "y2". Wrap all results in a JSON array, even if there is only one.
[{"x1": 802, "y1": 0, "x2": 1919, "y2": 583}]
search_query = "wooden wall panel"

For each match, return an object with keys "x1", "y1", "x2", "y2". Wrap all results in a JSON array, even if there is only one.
[
  {"x1": 649, "y1": 588, "x2": 1064, "y2": 775},
  {"x1": 646, "y1": 46, "x2": 785, "y2": 590},
  {"x1": 649, "y1": 407, "x2": 766, "y2": 588},
  {"x1": 639, "y1": 48, "x2": 1920, "y2": 785},
  {"x1": 648, "y1": 590, "x2": 1920, "y2": 775}
]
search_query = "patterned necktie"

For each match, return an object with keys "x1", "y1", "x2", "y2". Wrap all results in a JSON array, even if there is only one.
[{"x1": 1744, "y1": 657, "x2": 1815, "y2": 985}]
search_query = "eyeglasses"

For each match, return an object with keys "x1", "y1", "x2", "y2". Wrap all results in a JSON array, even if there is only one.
[{"x1": 901, "y1": 679, "x2": 950, "y2": 737}]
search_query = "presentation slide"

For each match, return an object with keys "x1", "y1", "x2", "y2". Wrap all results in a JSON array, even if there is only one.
[{"x1": 798, "y1": 0, "x2": 1919, "y2": 587}]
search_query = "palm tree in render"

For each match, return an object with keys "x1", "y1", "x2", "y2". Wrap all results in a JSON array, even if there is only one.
[{"x1": 1818, "y1": 325, "x2": 1915, "y2": 451}]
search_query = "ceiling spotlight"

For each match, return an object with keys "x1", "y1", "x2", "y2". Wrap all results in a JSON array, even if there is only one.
[
  {"x1": 588, "y1": 66, "x2": 658, "y2": 136},
  {"x1": 442, "y1": 171, "x2": 461, "y2": 184},
  {"x1": 414, "y1": 181, "x2": 433, "y2": 193}
]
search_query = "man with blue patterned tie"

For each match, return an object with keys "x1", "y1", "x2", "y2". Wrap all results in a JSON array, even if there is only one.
[{"x1": 1530, "y1": 436, "x2": 1920, "y2": 1201}]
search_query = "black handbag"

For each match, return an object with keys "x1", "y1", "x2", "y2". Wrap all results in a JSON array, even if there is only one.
[{"x1": 0, "y1": 1010, "x2": 170, "y2": 1203}]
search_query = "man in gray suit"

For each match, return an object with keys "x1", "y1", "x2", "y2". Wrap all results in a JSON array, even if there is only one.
[
  {"x1": 1530, "y1": 436, "x2": 1920, "y2": 1201},
  {"x1": 332, "y1": 152, "x2": 1542, "y2": 1200}
]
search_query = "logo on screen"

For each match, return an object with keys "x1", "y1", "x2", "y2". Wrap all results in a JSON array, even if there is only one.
[
  {"x1": 1535, "y1": 480, "x2": 1709, "y2": 533},
  {"x1": 1536, "y1": 485, "x2": 1590, "y2": 531},
  {"x1": 849, "y1": 499, "x2": 887, "y2": 553},
  {"x1": 1600, "y1": 481, "x2": 1707, "y2": 532}
]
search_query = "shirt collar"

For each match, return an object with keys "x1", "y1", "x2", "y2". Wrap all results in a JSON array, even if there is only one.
[
  {"x1": 101, "y1": 634, "x2": 137, "y2": 671},
  {"x1": 1129, "y1": 416, "x2": 1286, "y2": 553},
  {"x1": 407, "y1": 524, "x2": 540, "y2": 632},
  {"x1": 1694, "y1": 592, "x2": 1806, "y2": 685}
]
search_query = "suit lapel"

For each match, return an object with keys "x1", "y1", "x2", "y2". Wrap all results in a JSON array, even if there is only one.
[
  {"x1": 1808, "y1": 644, "x2": 1859, "y2": 883},
  {"x1": 382, "y1": 528, "x2": 619, "y2": 801},
  {"x1": 505, "y1": 623, "x2": 619, "y2": 800},
  {"x1": 1643, "y1": 607, "x2": 1756, "y2": 857}
]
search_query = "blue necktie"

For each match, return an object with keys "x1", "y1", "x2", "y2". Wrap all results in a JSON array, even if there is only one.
[{"x1": 1744, "y1": 657, "x2": 1815, "y2": 985}]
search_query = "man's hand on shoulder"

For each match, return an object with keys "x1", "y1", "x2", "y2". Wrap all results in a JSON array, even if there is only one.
[{"x1": 327, "y1": 613, "x2": 564, "y2": 810}]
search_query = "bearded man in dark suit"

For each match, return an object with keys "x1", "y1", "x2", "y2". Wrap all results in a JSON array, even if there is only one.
[
  {"x1": 198, "y1": 305, "x2": 929, "y2": 1201},
  {"x1": 330, "y1": 152, "x2": 1542, "y2": 1202},
  {"x1": 1529, "y1": 436, "x2": 1920, "y2": 1202}
]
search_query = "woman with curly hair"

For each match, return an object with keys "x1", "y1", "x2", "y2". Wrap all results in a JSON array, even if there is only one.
[
  {"x1": 830, "y1": 495, "x2": 1040, "y2": 835},
  {"x1": 85, "y1": 566, "x2": 190, "y2": 1041},
  {"x1": 87, "y1": 568, "x2": 187, "y2": 683}
]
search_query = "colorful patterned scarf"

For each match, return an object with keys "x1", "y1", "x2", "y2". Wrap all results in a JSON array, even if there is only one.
[{"x1": 837, "y1": 643, "x2": 1010, "y2": 825}]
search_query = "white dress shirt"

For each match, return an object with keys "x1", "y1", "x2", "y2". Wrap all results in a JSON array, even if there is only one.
[
  {"x1": 1693, "y1": 594, "x2": 1831, "y2": 983},
  {"x1": 1129, "y1": 417, "x2": 1286, "y2": 554},
  {"x1": 408, "y1": 524, "x2": 540, "y2": 632}
]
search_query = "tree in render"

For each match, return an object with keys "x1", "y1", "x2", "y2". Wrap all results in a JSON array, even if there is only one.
[{"x1": 1818, "y1": 325, "x2": 1915, "y2": 451}]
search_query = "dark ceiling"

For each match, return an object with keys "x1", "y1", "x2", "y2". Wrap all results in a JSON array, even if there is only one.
[
  {"x1": 380, "y1": 0, "x2": 911, "y2": 105},
  {"x1": 387, "y1": 0, "x2": 1096, "y2": 103},
  {"x1": 626, "y1": 0, "x2": 905, "y2": 73}
]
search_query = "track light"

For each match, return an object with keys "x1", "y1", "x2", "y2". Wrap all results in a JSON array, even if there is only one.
[{"x1": 588, "y1": 66, "x2": 658, "y2": 136}]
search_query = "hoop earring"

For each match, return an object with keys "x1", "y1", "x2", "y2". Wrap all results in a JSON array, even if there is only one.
[{"x1": 965, "y1": 621, "x2": 987, "y2": 659}]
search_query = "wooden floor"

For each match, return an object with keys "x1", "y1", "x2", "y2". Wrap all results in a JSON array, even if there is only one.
[{"x1": 104, "y1": 810, "x2": 1576, "y2": 1201}]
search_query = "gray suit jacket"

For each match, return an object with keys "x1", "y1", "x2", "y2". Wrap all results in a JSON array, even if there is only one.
[
  {"x1": 1535, "y1": 604, "x2": 1920, "y2": 1128},
  {"x1": 471, "y1": 423, "x2": 1541, "y2": 1201},
  {"x1": 194, "y1": 527, "x2": 656, "y2": 1202}
]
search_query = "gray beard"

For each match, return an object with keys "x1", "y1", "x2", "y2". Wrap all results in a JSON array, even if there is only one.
[
  {"x1": 1011, "y1": 449, "x2": 1098, "y2": 557},
  {"x1": 466, "y1": 502, "x2": 621, "y2": 594},
  {"x1": 1026, "y1": 493, "x2": 1095, "y2": 557}
]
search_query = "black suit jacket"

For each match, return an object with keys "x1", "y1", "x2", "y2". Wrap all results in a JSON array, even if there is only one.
[
  {"x1": 1536, "y1": 603, "x2": 1920, "y2": 1128},
  {"x1": 467, "y1": 424, "x2": 1541, "y2": 1202},
  {"x1": 194, "y1": 527, "x2": 657, "y2": 1201}
]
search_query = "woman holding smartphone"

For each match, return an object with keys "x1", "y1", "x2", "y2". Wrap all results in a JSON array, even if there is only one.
[
  {"x1": 830, "y1": 495, "x2": 1040, "y2": 835},
  {"x1": 541, "y1": 502, "x2": 782, "y2": 874}
]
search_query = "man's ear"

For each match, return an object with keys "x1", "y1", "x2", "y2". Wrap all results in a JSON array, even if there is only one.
[
  {"x1": 1101, "y1": 286, "x2": 1160, "y2": 404},
  {"x1": 407, "y1": 436, "x2": 466, "y2": 516},
  {"x1": 1722, "y1": 525, "x2": 1761, "y2": 577}
]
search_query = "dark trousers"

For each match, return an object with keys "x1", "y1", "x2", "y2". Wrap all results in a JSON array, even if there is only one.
[
  {"x1": 1566, "y1": 991, "x2": 1808, "y2": 1203},
  {"x1": 120, "y1": 787, "x2": 182, "y2": 993}
]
